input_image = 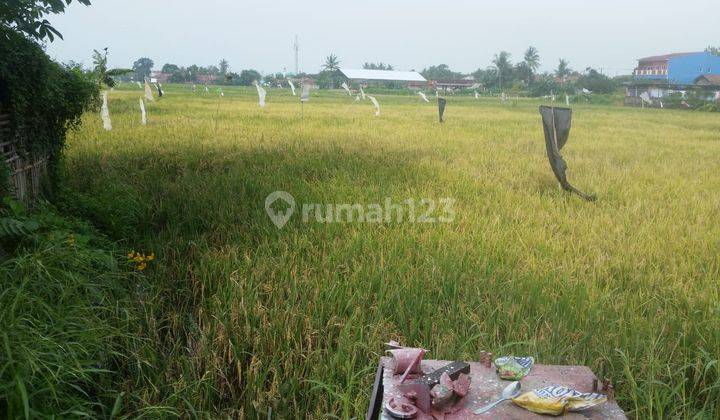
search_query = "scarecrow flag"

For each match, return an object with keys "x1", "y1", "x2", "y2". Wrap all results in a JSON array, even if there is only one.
[
  {"x1": 360, "y1": 86, "x2": 366, "y2": 100},
  {"x1": 367, "y1": 95, "x2": 380, "y2": 116},
  {"x1": 288, "y1": 80, "x2": 296, "y2": 96},
  {"x1": 101, "y1": 91, "x2": 112, "y2": 131},
  {"x1": 341, "y1": 82, "x2": 352, "y2": 96},
  {"x1": 301, "y1": 84, "x2": 311, "y2": 102},
  {"x1": 475, "y1": 91, "x2": 479, "y2": 99},
  {"x1": 144, "y1": 80, "x2": 154, "y2": 101},
  {"x1": 438, "y1": 97, "x2": 446, "y2": 123},
  {"x1": 155, "y1": 83, "x2": 163, "y2": 98},
  {"x1": 139, "y1": 99, "x2": 147, "y2": 125},
  {"x1": 539, "y1": 106, "x2": 595, "y2": 201},
  {"x1": 417, "y1": 92, "x2": 430, "y2": 102},
  {"x1": 255, "y1": 82, "x2": 267, "y2": 107}
]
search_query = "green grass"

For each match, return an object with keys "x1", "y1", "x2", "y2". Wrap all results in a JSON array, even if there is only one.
[
  {"x1": 54, "y1": 83, "x2": 720, "y2": 417},
  {"x1": 0, "y1": 201, "x2": 142, "y2": 418}
]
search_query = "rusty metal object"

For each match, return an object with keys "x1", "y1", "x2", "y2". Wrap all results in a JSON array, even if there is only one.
[
  {"x1": 385, "y1": 395, "x2": 418, "y2": 418},
  {"x1": 479, "y1": 351, "x2": 493, "y2": 368},
  {"x1": 387, "y1": 347, "x2": 425, "y2": 375},
  {"x1": 603, "y1": 378, "x2": 615, "y2": 401},
  {"x1": 415, "y1": 361, "x2": 470, "y2": 388}
]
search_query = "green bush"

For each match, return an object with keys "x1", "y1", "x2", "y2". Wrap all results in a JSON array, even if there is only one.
[
  {"x1": 662, "y1": 92, "x2": 719, "y2": 112},
  {"x1": 0, "y1": 26, "x2": 97, "y2": 187}
]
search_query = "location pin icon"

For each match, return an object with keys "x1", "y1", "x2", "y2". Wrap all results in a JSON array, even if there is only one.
[{"x1": 265, "y1": 191, "x2": 296, "y2": 229}]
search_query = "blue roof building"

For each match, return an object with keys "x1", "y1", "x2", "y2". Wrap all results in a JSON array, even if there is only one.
[{"x1": 633, "y1": 52, "x2": 720, "y2": 85}]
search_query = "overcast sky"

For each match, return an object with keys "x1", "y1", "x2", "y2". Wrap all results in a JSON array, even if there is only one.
[{"x1": 44, "y1": 0, "x2": 719, "y2": 76}]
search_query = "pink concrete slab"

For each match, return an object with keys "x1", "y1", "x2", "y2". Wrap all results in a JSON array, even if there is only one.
[{"x1": 380, "y1": 357, "x2": 627, "y2": 419}]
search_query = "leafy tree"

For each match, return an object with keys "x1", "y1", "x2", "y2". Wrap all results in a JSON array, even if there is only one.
[
  {"x1": 492, "y1": 52, "x2": 513, "y2": 90},
  {"x1": 263, "y1": 72, "x2": 285, "y2": 86},
  {"x1": 706, "y1": 46, "x2": 720, "y2": 56},
  {"x1": 91, "y1": 47, "x2": 131, "y2": 88},
  {"x1": 202, "y1": 65, "x2": 220, "y2": 76},
  {"x1": 529, "y1": 73, "x2": 559, "y2": 97},
  {"x1": 0, "y1": 0, "x2": 91, "y2": 42},
  {"x1": 161, "y1": 63, "x2": 180, "y2": 73},
  {"x1": 132, "y1": 57, "x2": 154, "y2": 80},
  {"x1": 421, "y1": 64, "x2": 463, "y2": 81},
  {"x1": 555, "y1": 58, "x2": 571, "y2": 79},
  {"x1": 184, "y1": 64, "x2": 204, "y2": 83},
  {"x1": 322, "y1": 53, "x2": 341, "y2": 72},
  {"x1": 219, "y1": 59, "x2": 229, "y2": 75},
  {"x1": 363, "y1": 62, "x2": 394, "y2": 70},
  {"x1": 169, "y1": 70, "x2": 188, "y2": 83},
  {"x1": 577, "y1": 68, "x2": 616, "y2": 94},
  {"x1": 514, "y1": 63, "x2": 531, "y2": 88},
  {"x1": 316, "y1": 70, "x2": 346, "y2": 89},
  {"x1": 238, "y1": 69, "x2": 261, "y2": 86},
  {"x1": 472, "y1": 67, "x2": 498, "y2": 88}
]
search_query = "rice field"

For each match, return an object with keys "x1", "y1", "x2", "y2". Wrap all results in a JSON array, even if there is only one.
[{"x1": 60, "y1": 84, "x2": 720, "y2": 417}]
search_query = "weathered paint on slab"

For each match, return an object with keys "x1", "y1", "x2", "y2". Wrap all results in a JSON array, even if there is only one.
[{"x1": 380, "y1": 357, "x2": 627, "y2": 419}]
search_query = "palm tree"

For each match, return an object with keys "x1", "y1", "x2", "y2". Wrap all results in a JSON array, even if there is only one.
[
  {"x1": 323, "y1": 53, "x2": 341, "y2": 72},
  {"x1": 555, "y1": 59, "x2": 571, "y2": 79},
  {"x1": 523, "y1": 46, "x2": 540, "y2": 85},
  {"x1": 219, "y1": 59, "x2": 229, "y2": 75},
  {"x1": 492, "y1": 51, "x2": 512, "y2": 90}
]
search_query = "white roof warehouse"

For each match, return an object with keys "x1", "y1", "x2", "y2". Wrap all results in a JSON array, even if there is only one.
[{"x1": 339, "y1": 68, "x2": 426, "y2": 83}]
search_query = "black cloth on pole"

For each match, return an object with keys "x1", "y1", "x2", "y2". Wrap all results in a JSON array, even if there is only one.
[{"x1": 539, "y1": 106, "x2": 596, "y2": 201}]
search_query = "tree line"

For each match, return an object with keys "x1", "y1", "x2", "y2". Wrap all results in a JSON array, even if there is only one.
[
  {"x1": 314, "y1": 49, "x2": 619, "y2": 95},
  {"x1": 123, "y1": 45, "x2": 621, "y2": 94}
]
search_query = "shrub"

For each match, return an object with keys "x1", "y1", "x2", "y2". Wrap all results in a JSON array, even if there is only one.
[
  {"x1": 577, "y1": 69, "x2": 616, "y2": 94},
  {"x1": 0, "y1": 26, "x2": 97, "y2": 190}
]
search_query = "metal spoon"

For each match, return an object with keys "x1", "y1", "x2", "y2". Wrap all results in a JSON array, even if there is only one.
[{"x1": 474, "y1": 381, "x2": 522, "y2": 414}]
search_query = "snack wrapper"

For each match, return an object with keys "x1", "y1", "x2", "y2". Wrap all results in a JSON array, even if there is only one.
[
  {"x1": 494, "y1": 356, "x2": 534, "y2": 380},
  {"x1": 512, "y1": 385, "x2": 607, "y2": 416}
]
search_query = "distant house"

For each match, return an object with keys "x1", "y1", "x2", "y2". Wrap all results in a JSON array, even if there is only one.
[
  {"x1": 694, "y1": 74, "x2": 720, "y2": 86},
  {"x1": 295, "y1": 76, "x2": 318, "y2": 89},
  {"x1": 693, "y1": 74, "x2": 720, "y2": 101},
  {"x1": 431, "y1": 79, "x2": 479, "y2": 91},
  {"x1": 195, "y1": 74, "x2": 217, "y2": 85},
  {"x1": 554, "y1": 72, "x2": 581, "y2": 84},
  {"x1": 625, "y1": 51, "x2": 720, "y2": 105},
  {"x1": 633, "y1": 52, "x2": 720, "y2": 85},
  {"x1": 151, "y1": 71, "x2": 171, "y2": 84}
]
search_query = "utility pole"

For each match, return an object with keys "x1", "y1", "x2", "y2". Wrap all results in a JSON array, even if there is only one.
[{"x1": 293, "y1": 35, "x2": 299, "y2": 75}]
